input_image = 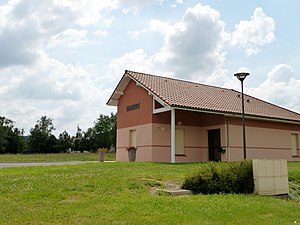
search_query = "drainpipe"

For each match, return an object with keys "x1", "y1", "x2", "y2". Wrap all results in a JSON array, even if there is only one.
[
  {"x1": 171, "y1": 108, "x2": 176, "y2": 163},
  {"x1": 226, "y1": 119, "x2": 231, "y2": 161}
]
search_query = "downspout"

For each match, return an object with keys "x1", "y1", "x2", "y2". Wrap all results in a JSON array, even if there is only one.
[
  {"x1": 171, "y1": 108, "x2": 176, "y2": 163},
  {"x1": 226, "y1": 119, "x2": 231, "y2": 161}
]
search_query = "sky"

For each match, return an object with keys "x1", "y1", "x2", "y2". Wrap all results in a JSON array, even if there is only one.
[{"x1": 1, "y1": 0, "x2": 300, "y2": 136}]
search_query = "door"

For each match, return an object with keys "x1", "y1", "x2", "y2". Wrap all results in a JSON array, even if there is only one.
[{"x1": 208, "y1": 129, "x2": 221, "y2": 161}]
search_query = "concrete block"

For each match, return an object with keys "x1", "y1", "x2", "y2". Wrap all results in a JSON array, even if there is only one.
[
  {"x1": 253, "y1": 159, "x2": 288, "y2": 196},
  {"x1": 265, "y1": 160, "x2": 274, "y2": 177},
  {"x1": 274, "y1": 176, "x2": 289, "y2": 194},
  {"x1": 273, "y1": 160, "x2": 281, "y2": 176},
  {"x1": 280, "y1": 160, "x2": 288, "y2": 176},
  {"x1": 253, "y1": 159, "x2": 265, "y2": 177}
]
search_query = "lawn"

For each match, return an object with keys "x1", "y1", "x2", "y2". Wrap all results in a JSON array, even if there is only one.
[
  {"x1": 0, "y1": 152, "x2": 116, "y2": 162},
  {"x1": 0, "y1": 162, "x2": 299, "y2": 224}
]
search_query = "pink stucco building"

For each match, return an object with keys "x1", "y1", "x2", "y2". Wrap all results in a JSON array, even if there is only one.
[{"x1": 107, "y1": 70, "x2": 300, "y2": 162}]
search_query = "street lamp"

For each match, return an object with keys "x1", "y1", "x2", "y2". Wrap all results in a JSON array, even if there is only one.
[{"x1": 234, "y1": 72, "x2": 250, "y2": 160}]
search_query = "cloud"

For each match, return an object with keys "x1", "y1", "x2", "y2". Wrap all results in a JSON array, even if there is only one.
[
  {"x1": 0, "y1": 52, "x2": 113, "y2": 135},
  {"x1": 231, "y1": 7, "x2": 276, "y2": 56},
  {"x1": 110, "y1": 3, "x2": 230, "y2": 85},
  {"x1": 0, "y1": 0, "x2": 116, "y2": 68},
  {"x1": 154, "y1": 3, "x2": 229, "y2": 82},
  {"x1": 248, "y1": 64, "x2": 300, "y2": 111},
  {"x1": 117, "y1": 0, "x2": 165, "y2": 14},
  {"x1": 48, "y1": 29, "x2": 88, "y2": 48}
]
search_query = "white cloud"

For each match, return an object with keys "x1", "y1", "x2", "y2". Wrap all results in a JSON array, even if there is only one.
[
  {"x1": 52, "y1": 0, "x2": 117, "y2": 27},
  {"x1": 48, "y1": 29, "x2": 88, "y2": 48},
  {"x1": 149, "y1": 19, "x2": 171, "y2": 34},
  {"x1": 248, "y1": 64, "x2": 300, "y2": 111},
  {"x1": 231, "y1": 7, "x2": 276, "y2": 56},
  {"x1": 110, "y1": 3, "x2": 230, "y2": 85},
  {"x1": 95, "y1": 29, "x2": 108, "y2": 37},
  {"x1": 0, "y1": 53, "x2": 113, "y2": 135},
  {"x1": 153, "y1": 3, "x2": 229, "y2": 83},
  {"x1": 128, "y1": 29, "x2": 147, "y2": 39},
  {"x1": 0, "y1": 0, "x2": 116, "y2": 67},
  {"x1": 117, "y1": 0, "x2": 165, "y2": 14}
]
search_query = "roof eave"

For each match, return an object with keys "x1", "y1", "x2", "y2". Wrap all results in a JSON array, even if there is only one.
[
  {"x1": 106, "y1": 70, "x2": 131, "y2": 106},
  {"x1": 172, "y1": 106, "x2": 300, "y2": 125}
]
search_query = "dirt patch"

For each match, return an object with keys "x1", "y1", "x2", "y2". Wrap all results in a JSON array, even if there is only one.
[{"x1": 142, "y1": 178, "x2": 182, "y2": 195}]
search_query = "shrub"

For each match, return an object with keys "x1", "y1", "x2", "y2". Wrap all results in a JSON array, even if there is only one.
[{"x1": 181, "y1": 160, "x2": 254, "y2": 194}]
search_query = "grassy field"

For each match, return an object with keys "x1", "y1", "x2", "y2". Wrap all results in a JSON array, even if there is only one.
[
  {"x1": 0, "y1": 152, "x2": 116, "y2": 162},
  {"x1": 0, "y1": 162, "x2": 299, "y2": 225}
]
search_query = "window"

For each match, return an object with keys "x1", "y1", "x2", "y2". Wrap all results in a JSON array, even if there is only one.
[
  {"x1": 291, "y1": 134, "x2": 298, "y2": 156},
  {"x1": 129, "y1": 130, "x2": 136, "y2": 147},
  {"x1": 175, "y1": 129, "x2": 184, "y2": 155}
]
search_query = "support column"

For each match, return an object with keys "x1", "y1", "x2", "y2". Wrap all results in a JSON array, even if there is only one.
[{"x1": 171, "y1": 108, "x2": 175, "y2": 163}]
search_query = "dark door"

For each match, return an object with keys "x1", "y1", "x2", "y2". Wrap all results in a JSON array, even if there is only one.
[{"x1": 208, "y1": 129, "x2": 221, "y2": 161}]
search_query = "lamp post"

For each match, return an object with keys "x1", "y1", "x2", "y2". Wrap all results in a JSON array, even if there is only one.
[{"x1": 234, "y1": 72, "x2": 249, "y2": 160}]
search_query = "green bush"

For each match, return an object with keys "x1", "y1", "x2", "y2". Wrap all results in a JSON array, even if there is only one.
[{"x1": 181, "y1": 160, "x2": 254, "y2": 194}]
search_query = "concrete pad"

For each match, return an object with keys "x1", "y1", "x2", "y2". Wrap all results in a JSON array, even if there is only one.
[{"x1": 157, "y1": 189, "x2": 192, "y2": 196}]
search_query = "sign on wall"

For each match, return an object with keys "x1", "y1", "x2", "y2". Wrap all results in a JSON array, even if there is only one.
[{"x1": 126, "y1": 103, "x2": 140, "y2": 112}]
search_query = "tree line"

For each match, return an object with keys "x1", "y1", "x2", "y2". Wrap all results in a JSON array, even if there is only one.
[{"x1": 0, "y1": 113, "x2": 116, "y2": 154}]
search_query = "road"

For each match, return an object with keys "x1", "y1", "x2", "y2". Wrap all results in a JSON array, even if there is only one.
[{"x1": 0, "y1": 161, "x2": 99, "y2": 168}]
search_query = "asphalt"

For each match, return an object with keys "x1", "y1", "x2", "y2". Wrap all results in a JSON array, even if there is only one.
[{"x1": 0, "y1": 161, "x2": 99, "y2": 168}]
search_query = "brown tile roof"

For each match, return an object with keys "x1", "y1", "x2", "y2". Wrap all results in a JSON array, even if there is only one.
[{"x1": 108, "y1": 70, "x2": 300, "y2": 123}]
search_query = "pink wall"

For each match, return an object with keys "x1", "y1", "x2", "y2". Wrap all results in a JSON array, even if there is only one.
[
  {"x1": 227, "y1": 120, "x2": 300, "y2": 161},
  {"x1": 118, "y1": 80, "x2": 153, "y2": 129},
  {"x1": 115, "y1": 77, "x2": 300, "y2": 162}
]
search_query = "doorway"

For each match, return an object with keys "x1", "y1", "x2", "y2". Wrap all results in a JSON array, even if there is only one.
[{"x1": 208, "y1": 129, "x2": 221, "y2": 161}]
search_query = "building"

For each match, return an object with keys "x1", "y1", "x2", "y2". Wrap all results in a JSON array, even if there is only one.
[{"x1": 107, "y1": 70, "x2": 300, "y2": 162}]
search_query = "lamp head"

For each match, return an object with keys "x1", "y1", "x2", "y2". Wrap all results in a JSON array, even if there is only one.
[{"x1": 234, "y1": 72, "x2": 250, "y2": 82}]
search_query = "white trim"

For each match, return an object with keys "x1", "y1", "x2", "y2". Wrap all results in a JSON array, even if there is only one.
[
  {"x1": 153, "y1": 96, "x2": 171, "y2": 114},
  {"x1": 153, "y1": 107, "x2": 171, "y2": 114},
  {"x1": 115, "y1": 91, "x2": 124, "y2": 95},
  {"x1": 171, "y1": 108, "x2": 176, "y2": 163}
]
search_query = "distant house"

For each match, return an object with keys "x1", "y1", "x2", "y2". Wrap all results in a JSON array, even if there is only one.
[{"x1": 107, "y1": 70, "x2": 300, "y2": 162}]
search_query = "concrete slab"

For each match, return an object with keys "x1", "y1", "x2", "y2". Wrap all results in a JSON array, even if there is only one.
[{"x1": 157, "y1": 189, "x2": 192, "y2": 196}]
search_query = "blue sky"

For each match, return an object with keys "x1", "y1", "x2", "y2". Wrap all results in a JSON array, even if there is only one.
[{"x1": 0, "y1": 0, "x2": 300, "y2": 135}]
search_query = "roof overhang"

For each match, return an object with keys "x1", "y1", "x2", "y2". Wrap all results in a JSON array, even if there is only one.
[
  {"x1": 106, "y1": 71, "x2": 131, "y2": 106},
  {"x1": 172, "y1": 106, "x2": 300, "y2": 125}
]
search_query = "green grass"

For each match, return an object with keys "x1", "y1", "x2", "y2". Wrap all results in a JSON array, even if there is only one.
[
  {"x1": 0, "y1": 152, "x2": 116, "y2": 162},
  {"x1": 0, "y1": 162, "x2": 299, "y2": 224}
]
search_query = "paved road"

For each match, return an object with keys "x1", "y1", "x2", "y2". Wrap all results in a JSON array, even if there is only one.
[{"x1": 0, "y1": 161, "x2": 99, "y2": 168}]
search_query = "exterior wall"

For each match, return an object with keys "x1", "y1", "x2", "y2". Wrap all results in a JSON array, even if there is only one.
[
  {"x1": 117, "y1": 124, "x2": 153, "y2": 162},
  {"x1": 227, "y1": 118, "x2": 300, "y2": 161},
  {"x1": 152, "y1": 124, "x2": 209, "y2": 162},
  {"x1": 115, "y1": 78, "x2": 300, "y2": 162},
  {"x1": 118, "y1": 80, "x2": 153, "y2": 129}
]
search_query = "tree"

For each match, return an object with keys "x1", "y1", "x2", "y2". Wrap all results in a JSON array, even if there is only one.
[
  {"x1": 94, "y1": 113, "x2": 117, "y2": 150},
  {"x1": 0, "y1": 116, "x2": 26, "y2": 154},
  {"x1": 82, "y1": 127, "x2": 97, "y2": 152},
  {"x1": 57, "y1": 130, "x2": 73, "y2": 153},
  {"x1": 27, "y1": 116, "x2": 57, "y2": 153}
]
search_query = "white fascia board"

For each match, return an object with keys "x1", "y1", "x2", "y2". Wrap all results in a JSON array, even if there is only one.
[
  {"x1": 153, "y1": 107, "x2": 171, "y2": 114},
  {"x1": 115, "y1": 91, "x2": 124, "y2": 95},
  {"x1": 152, "y1": 95, "x2": 171, "y2": 114}
]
